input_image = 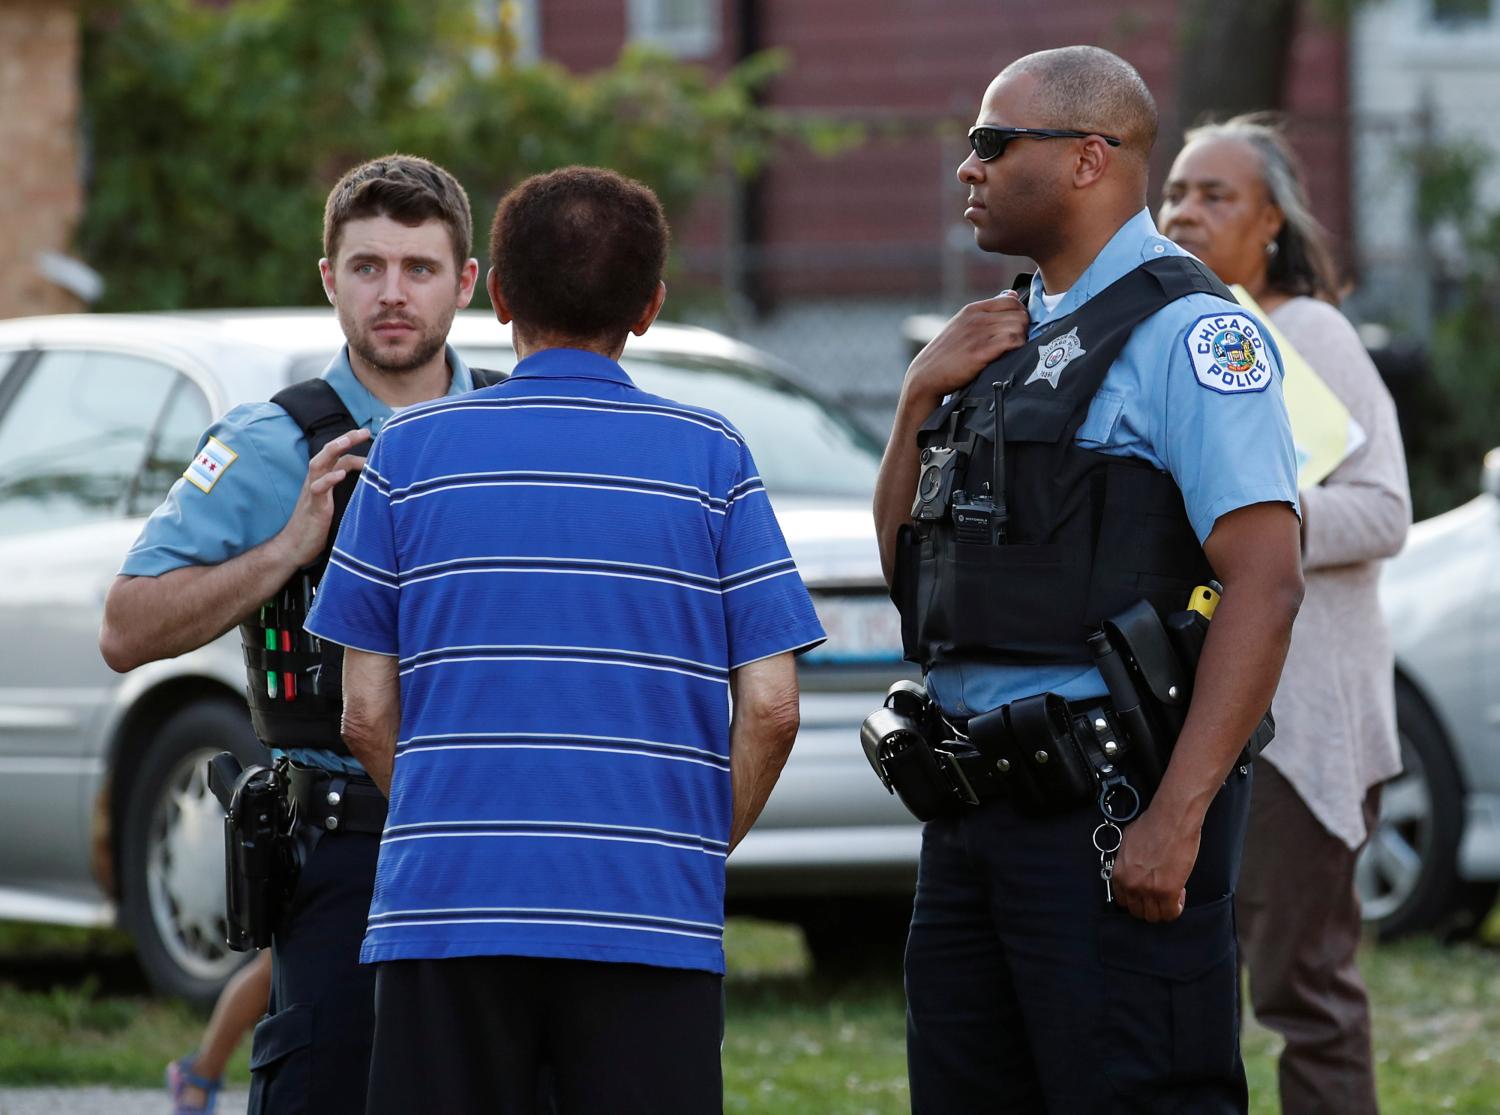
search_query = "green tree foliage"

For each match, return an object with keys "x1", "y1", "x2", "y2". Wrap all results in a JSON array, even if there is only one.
[
  {"x1": 1408, "y1": 142, "x2": 1500, "y2": 517},
  {"x1": 78, "y1": 1, "x2": 802, "y2": 311},
  {"x1": 404, "y1": 47, "x2": 790, "y2": 256}
]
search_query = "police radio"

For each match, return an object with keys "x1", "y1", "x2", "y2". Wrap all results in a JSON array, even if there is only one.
[
  {"x1": 951, "y1": 490, "x2": 997, "y2": 545},
  {"x1": 949, "y1": 379, "x2": 1010, "y2": 544}
]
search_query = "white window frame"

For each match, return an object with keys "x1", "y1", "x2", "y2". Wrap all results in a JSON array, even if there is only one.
[
  {"x1": 626, "y1": 0, "x2": 720, "y2": 59},
  {"x1": 1385, "y1": 0, "x2": 1500, "y2": 67},
  {"x1": 1428, "y1": 0, "x2": 1494, "y2": 27}
]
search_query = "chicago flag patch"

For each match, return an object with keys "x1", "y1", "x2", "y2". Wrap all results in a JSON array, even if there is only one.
[
  {"x1": 1185, "y1": 312, "x2": 1272, "y2": 394},
  {"x1": 183, "y1": 436, "x2": 238, "y2": 493}
]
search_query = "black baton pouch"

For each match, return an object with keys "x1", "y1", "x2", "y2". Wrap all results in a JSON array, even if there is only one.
[
  {"x1": 968, "y1": 703, "x2": 1050, "y2": 814},
  {"x1": 973, "y1": 693, "x2": 1095, "y2": 814},
  {"x1": 1011, "y1": 693, "x2": 1095, "y2": 805}
]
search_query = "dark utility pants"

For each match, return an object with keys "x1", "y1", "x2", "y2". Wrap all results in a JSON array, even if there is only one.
[
  {"x1": 365, "y1": 955, "x2": 724, "y2": 1115},
  {"x1": 247, "y1": 825, "x2": 379, "y2": 1115},
  {"x1": 1238, "y1": 762, "x2": 1383, "y2": 1115},
  {"x1": 905, "y1": 766, "x2": 1252, "y2": 1115}
]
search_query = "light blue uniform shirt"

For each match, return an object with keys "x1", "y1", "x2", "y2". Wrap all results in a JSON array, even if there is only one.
[
  {"x1": 120, "y1": 344, "x2": 476, "y2": 773},
  {"x1": 925, "y1": 209, "x2": 1300, "y2": 719}
]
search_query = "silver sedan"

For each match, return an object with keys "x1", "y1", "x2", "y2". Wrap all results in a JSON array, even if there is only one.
[{"x1": 0, "y1": 309, "x2": 912, "y2": 1002}]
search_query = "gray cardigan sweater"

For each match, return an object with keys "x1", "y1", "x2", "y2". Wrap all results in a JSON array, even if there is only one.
[{"x1": 1264, "y1": 296, "x2": 1410, "y2": 849}]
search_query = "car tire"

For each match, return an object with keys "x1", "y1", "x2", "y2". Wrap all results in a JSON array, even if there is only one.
[
  {"x1": 1358, "y1": 684, "x2": 1498, "y2": 940},
  {"x1": 120, "y1": 698, "x2": 268, "y2": 1007}
]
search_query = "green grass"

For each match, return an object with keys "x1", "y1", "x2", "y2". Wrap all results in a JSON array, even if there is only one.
[
  {"x1": 3, "y1": 918, "x2": 1500, "y2": 1111},
  {"x1": 725, "y1": 922, "x2": 1500, "y2": 1115}
]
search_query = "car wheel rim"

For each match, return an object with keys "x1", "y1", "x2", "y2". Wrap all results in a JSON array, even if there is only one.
[
  {"x1": 145, "y1": 747, "x2": 239, "y2": 983},
  {"x1": 1356, "y1": 732, "x2": 1433, "y2": 923}
]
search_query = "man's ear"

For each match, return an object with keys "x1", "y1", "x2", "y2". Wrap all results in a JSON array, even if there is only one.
[
  {"x1": 456, "y1": 258, "x2": 480, "y2": 310},
  {"x1": 630, "y1": 281, "x2": 668, "y2": 337},
  {"x1": 1072, "y1": 136, "x2": 1113, "y2": 190},
  {"x1": 319, "y1": 258, "x2": 336, "y2": 305},
  {"x1": 486, "y1": 268, "x2": 513, "y2": 324}
]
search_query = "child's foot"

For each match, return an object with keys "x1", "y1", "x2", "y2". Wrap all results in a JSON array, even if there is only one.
[{"x1": 166, "y1": 1053, "x2": 221, "y2": 1115}]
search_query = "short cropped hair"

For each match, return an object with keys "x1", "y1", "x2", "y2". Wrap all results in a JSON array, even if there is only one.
[
  {"x1": 323, "y1": 155, "x2": 474, "y2": 270},
  {"x1": 1001, "y1": 46, "x2": 1158, "y2": 161},
  {"x1": 489, "y1": 167, "x2": 669, "y2": 344}
]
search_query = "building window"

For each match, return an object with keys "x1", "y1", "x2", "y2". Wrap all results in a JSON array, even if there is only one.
[
  {"x1": 1430, "y1": 0, "x2": 1492, "y2": 25},
  {"x1": 472, "y1": 0, "x2": 540, "y2": 69},
  {"x1": 627, "y1": 0, "x2": 719, "y2": 58}
]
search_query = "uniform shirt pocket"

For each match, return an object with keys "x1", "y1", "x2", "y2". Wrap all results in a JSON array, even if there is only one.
[{"x1": 1075, "y1": 390, "x2": 1125, "y2": 448}]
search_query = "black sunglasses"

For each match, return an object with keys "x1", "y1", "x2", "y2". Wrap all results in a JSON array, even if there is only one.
[{"x1": 967, "y1": 125, "x2": 1123, "y2": 162}]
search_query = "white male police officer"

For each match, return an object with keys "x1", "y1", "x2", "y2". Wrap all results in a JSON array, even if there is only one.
[
  {"x1": 873, "y1": 48, "x2": 1303, "y2": 1113},
  {"x1": 100, "y1": 155, "x2": 482, "y2": 1114}
]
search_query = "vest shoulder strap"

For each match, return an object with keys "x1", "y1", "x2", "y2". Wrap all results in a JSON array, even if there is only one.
[
  {"x1": 271, "y1": 378, "x2": 359, "y2": 461},
  {"x1": 1141, "y1": 254, "x2": 1234, "y2": 301},
  {"x1": 273, "y1": 368, "x2": 505, "y2": 456}
]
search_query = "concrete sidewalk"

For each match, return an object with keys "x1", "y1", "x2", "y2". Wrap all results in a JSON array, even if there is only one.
[{"x1": 0, "y1": 1087, "x2": 250, "y2": 1113}]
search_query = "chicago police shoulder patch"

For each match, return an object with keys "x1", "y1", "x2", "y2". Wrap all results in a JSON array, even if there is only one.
[
  {"x1": 183, "y1": 435, "x2": 238, "y2": 493},
  {"x1": 1184, "y1": 312, "x2": 1273, "y2": 395}
]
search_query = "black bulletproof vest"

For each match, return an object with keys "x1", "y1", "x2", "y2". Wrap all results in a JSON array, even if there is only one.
[
  {"x1": 239, "y1": 370, "x2": 504, "y2": 751},
  {"x1": 892, "y1": 256, "x2": 1228, "y2": 670}
]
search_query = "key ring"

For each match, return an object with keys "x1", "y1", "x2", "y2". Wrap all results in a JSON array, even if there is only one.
[
  {"x1": 1097, "y1": 776, "x2": 1141, "y2": 825},
  {"x1": 1092, "y1": 821, "x2": 1123, "y2": 855}
]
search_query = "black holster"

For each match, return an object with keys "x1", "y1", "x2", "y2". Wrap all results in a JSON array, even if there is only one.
[
  {"x1": 860, "y1": 682, "x2": 978, "y2": 822},
  {"x1": 208, "y1": 753, "x2": 299, "y2": 952},
  {"x1": 1089, "y1": 598, "x2": 1274, "y2": 803}
]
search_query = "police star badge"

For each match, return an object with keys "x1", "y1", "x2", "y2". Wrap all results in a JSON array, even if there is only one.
[{"x1": 1025, "y1": 327, "x2": 1086, "y2": 389}]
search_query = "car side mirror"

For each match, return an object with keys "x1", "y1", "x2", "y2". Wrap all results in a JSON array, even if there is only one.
[{"x1": 1484, "y1": 449, "x2": 1500, "y2": 499}]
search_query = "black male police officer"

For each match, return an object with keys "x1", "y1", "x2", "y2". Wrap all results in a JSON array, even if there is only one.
[
  {"x1": 101, "y1": 155, "x2": 483, "y2": 1114},
  {"x1": 872, "y1": 48, "x2": 1303, "y2": 1113}
]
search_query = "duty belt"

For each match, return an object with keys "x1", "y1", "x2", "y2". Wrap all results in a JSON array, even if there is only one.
[
  {"x1": 940, "y1": 698, "x2": 1133, "y2": 809},
  {"x1": 861, "y1": 680, "x2": 1144, "y2": 823},
  {"x1": 286, "y1": 763, "x2": 387, "y2": 835}
]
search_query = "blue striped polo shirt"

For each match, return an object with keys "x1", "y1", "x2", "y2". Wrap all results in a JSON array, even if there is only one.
[{"x1": 304, "y1": 346, "x2": 826, "y2": 974}]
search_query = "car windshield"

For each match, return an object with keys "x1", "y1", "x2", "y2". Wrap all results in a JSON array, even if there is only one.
[
  {"x1": 369, "y1": 347, "x2": 884, "y2": 497},
  {"x1": 624, "y1": 356, "x2": 881, "y2": 496},
  {"x1": 292, "y1": 346, "x2": 882, "y2": 496}
]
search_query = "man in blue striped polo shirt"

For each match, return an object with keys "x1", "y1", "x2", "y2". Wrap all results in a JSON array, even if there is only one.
[{"x1": 305, "y1": 166, "x2": 825, "y2": 1113}]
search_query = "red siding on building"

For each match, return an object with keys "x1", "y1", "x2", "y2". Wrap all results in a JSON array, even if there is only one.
[
  {"x1": 540, "y1": 0, "x2": 628, "y2": 72},
  {"x1": 544, "y1": 1, "x2": 1351, "y2": 300}
]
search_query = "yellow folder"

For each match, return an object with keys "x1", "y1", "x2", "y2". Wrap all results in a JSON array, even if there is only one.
[{"x1": 1232, "y1": 286, "x2": 1365, "y2": 488}]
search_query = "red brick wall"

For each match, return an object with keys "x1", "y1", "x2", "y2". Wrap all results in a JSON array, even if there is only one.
[
  {"x1": 540, "y1": 0, "x2": 629, "y2": 72},
  {"x1": 544, "y1": 0, "x2": 1351, "y2": 301},
  {"x1": 0, "y1": 0, "x2": 84, "y2": 318}
]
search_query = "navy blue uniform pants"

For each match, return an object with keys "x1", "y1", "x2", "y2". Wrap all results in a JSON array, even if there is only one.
[
  {"x1": 247, "y1": 825, "x2": 379, "y2": 1115},
  {"x1": 905, "y1": 766, "x2": 1252, "y2": 1114}
]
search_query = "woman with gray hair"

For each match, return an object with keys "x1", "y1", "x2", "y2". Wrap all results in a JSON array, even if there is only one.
[{"x1": 1160, "y1": 115, "x2": 1411, "y2": 1115}]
